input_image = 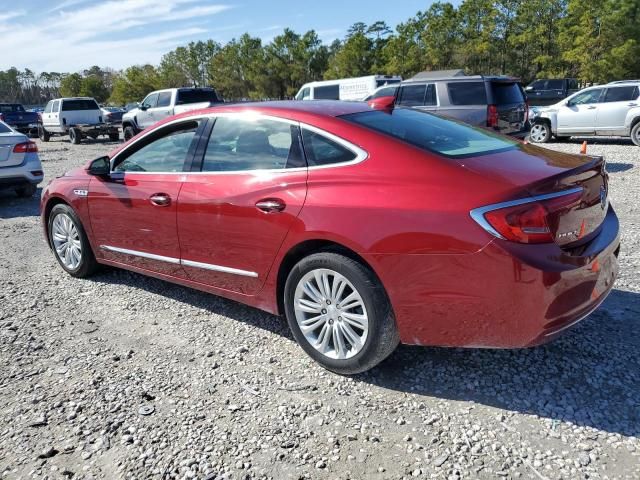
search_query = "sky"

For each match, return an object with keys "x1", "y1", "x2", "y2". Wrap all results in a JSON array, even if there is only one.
[{"x1": 0, "y1": 0, "x2": 457, "y2": 73}]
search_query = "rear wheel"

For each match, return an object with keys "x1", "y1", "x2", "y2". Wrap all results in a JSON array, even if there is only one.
[
  {"x1": 529, "y1": 122, "x2": 551, "y2": 143},
  {"x1": 38, "y1": 125, "x2": 50, "y2": 142},
  {"x1": 631, "y1": 122, "x2": 640, "y2": 147},
  {"x1": 284, "y1": 252, "x2": 399, "y2": 374},
  {"x1": 15, "y1": 184, "x2": 37, "y2": 198},
  {"x1": 69, "y1": 127, "x2": 81, "y2": 144},
  {"x1": 48, "y1": 204, "x2": 98, "y2": 278},
  {"x1": 123, "y1": 126, "x2": 136, "y2": 141}
]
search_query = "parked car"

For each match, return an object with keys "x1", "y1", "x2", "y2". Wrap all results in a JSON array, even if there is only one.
[
  {"x1": 101, "y1": 106, "x2": 124, "y2": 127},
  {"x1": 295, "y1": 75, "x2": 402, "y2": 101},
  {"x1": 525, "y1": 78, "x2": 580, "y2": 106},
  {"x1": 363, "y1": 84, "x2": 399, "y2": 102},
  {"x1": 0, "y1": 121, "x2": 43, "y2": 197},
  {"x1": 39, "y1": 97, "x2": 119, "y2": 144},
  {"x1": 529, "y1": 81, "x2": 640, "y2": 145},
  {"x1": 395, "y1": 75, "x2": 529, "y2": 137},
  {"x1": 41, "y1": 101, "x2": 619, "y2": 374},
  {"x1": 0, "y1": 103, "x2": 40, "y2": 136},
  {"x1": 122, "y1": 87, "x2": 222, "y2": 140}
]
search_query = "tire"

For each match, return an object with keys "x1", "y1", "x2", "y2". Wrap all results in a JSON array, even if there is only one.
[
  {"x1": 69, "y1": 127, "x2": 81, "y2": 144},
  {"x1": 123, "y1": 126, "x2": 136, "y2": 141},
  {"x1": 48, "y1": 204, "x2": 98, "y2": 278},
  {"x1": 284, "y1": 252, "x2": 399, "y2": 374},
  {"x1": 529, "y1": 122, "x2": 552, "y2": 143},
  {"x1": 109, "y1": 132, "x2": 119, "y2": 141},
  {"x1": 15, "y1": 184, "x2": 37, "y2": 198},
  {"x1": 631, "y1": 122, "x2": 640, "y2": 147},
  {"x1": 38, "y1": 125, "x2": 50, "y2": 142}
]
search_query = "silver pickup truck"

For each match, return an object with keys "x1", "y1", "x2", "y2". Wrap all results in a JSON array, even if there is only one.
[{"x1": 122, "y1": 87, "x2": 222, "y2": 140}]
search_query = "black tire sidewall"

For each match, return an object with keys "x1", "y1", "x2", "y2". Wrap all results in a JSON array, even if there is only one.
[
  {"x1": 124, "y1": 127, "x2": 135, "y2": 141},
  {"x1": 284, "y1": 252, "x2": 397, "y2": 374},
  {"x1": 48, "y1": 204, "x2": 96, "y2": 278},
  {"x1": 69, "y1": 128, "x2": 80, "y2": 144},
  {"x1": 16, "y1": 184, "x2": 36, "y2": 197},
  {"x1": 632, "y1": 123, "x2": 640, "y2": 147}
]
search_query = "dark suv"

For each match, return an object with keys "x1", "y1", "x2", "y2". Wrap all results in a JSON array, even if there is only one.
[
  {"x1": 525, "y1": 78, "x2": 580, "y2": 106},
  {"x1": 395, "y1": 75, "x2": 528, "y2": 137}
]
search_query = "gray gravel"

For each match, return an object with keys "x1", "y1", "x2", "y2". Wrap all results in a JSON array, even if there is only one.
[{"x1": 0, "y1": 135, "x2": 638, "y2": 479}]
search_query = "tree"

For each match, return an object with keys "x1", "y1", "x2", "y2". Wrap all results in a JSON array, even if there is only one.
[
  {"x1": 59, "y1": 73, "x2": 83, "y2": 97},
  {"x1": 80, "y1": 76, "x2": 109, "y2": 103},
  {"x1": 109, "y1": 65, "x2": 161, "y2": 105},
  {"x1": 325, "y1": 23, "x2": 375, "y2": 79}
]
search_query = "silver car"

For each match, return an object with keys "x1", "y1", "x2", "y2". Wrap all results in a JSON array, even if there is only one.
[
  {"x1": 0, "y1": 121, "x2": 43, "y2": 197},
  {"x1": 529, "y1": 81, "x2": 640, "y2": 146}
]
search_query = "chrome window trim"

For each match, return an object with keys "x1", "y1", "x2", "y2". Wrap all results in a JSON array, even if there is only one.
[
  {"x1": 469, "y1": 187, "x2": 584, "y2": 240},
  {"x1": 100, "y1": 245, "x2": 258, "y2": 278},
  {"x1": 109, "y1": 111, "x2": 369, "y2": 174}
]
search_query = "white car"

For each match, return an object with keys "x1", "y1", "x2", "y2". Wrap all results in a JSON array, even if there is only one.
[
  {"x1": 39, "y1": 97, "x2": 120, "y2": 144},
  {"x1": 529, "y1": 81, "x2": 640, "y2": 146},
  {"x1": 295, "y1": 75, "x2": 402, "y2": 102},
  {"x1": 122, "y1": 87, "x2": 222, "y2": 140},
  {"x1": 0, "y1": 121, "x2": 43, "y2": 197}
]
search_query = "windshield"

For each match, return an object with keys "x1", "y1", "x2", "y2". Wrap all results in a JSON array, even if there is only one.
[
  {"x1": 176, "y1": 89, "x2": 220, "y2": 104},
  {"x1": 342, "y1": 108, "x2": 518, "y2": 158},
  {"x1": 0, "y1": 104, "x2": 25, "y2": 113}
]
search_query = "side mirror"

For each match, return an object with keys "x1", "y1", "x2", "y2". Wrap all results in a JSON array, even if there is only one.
[
  {"x1": 367, "y1": 95, "x2": 396, "y2": 111},
  {"x1": 139, "y1": 105, "x2": 148, "y2": 111},
  {"x1": 87, "y1": 156, "x2": 110, "y2": 176},
  {"x1": 525, "y1": 86, "x2": 534, "y2": 92}
]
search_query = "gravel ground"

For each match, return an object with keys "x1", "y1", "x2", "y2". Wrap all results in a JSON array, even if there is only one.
[{"x1": 0, "y1": 135, "x2": 638, "y2": 480}]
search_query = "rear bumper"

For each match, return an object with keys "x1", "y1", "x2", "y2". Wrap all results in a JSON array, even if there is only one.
[
  {"x1": 0, "y1": 153, "x2": 44, "y2": 187},
  {"x1": 366, "y1": 206, "x2": 620, "y2": 348}
]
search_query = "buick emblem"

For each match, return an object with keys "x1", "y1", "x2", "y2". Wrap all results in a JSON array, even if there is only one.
[{"x1": 599, "y1": 186, "x2": 607, "y2": 210}]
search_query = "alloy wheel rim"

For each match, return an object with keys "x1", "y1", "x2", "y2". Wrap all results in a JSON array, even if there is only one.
[
  {"x1": 293, "y1": 268, "x2": 369, "y2": 360},
  {"x1": 52, "y1": 214, "x2": 82, "y2": 270},
  {"x1": 530, "y1": 124, "x2": 547, "y2": 142}
]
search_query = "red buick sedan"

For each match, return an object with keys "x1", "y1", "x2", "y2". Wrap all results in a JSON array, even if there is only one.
[{"x1": 41, "y1": 101, "x2": 619, "y2": 374}]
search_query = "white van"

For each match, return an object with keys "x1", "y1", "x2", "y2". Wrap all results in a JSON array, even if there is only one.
[{"x1": 295, "y1": 75, "x2": 402, "y2": 101}]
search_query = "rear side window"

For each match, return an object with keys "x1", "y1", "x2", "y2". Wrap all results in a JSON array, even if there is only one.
[
  {"x1": 157, "y1": 91, "x2": 172, "y2": 107},
  {"x1": 603, "y1": 86, "x2": 639, "y2": 102},
  {"x1": 397, "y1": 84, "x2": 436, "y2": 107},
  {"x1": 61, "y1": 99, "x2": 99, "y2": 111},
  {"x1": 301, "y1": 129, "x2": 357, "y2": 166},
  {"x1": 546, "y1": 79, "x2": 565, "y2": 90},
  {"x1": 176, "y1": 88, "x2": 220, "y2": 104},
  {"x1": 314, "y1": 85, "x2": 340, "y2": 100},
  {"x1": 448, "y1": 82, "x2": 487, "y2": 105},
  {"x1": 491, "y1": 83, "x2": 525, "y2": 104},
  {"x1": 342, "y1": 108, "x2": 517, "y2": 159}
]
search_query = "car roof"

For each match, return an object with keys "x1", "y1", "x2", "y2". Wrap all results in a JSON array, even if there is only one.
[
  {"x1": 606, "y1": 80, "x2": 640, "y2": 85},
  {"x1": 196, "y1": 100, "x2": 373, "y2": 118},
  {"x1": 403, "y1": 75, "x2": 520, "y2": 83}
]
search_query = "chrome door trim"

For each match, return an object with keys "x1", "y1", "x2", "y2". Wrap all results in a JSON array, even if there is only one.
[
  {"x1": 100, "y1": 245, "x2": 258, "y2": 277},
  {"x1": 469, "y1": 187, "x2": 584, "y2": 240},
  {"x1": 100, "y1": 245, "x2": 181, "y2": 264},
  {"x1": 181, "y1": 259, "x2": 258, "y2": 278}
]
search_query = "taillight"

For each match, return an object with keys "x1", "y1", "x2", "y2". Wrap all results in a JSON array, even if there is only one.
[
  {"x1": 471, "y1": 188, "x2": 584, "y2": 244},
  {"x1": 524, "y1": 101, "x2": 529, "y2": 124},
  {"x1": 487, "y1": 104, "x2": 498, "y2": 128},
  {"x1": 13, "y1": 141, "x2": 38, "y2": 153}
]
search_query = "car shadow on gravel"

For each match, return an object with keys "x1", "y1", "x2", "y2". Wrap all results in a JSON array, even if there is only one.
[
  {"x1": 560, "y1": 137, "x2": 635, "y2": 146},
  {"x1": 606, "y1": 162, "x2": 634, "y2": 173},
  {"x1": 0, "y1": 189, "x2": 41, "y2": 218},
  {"x1": 360, "y1": 288, "x2": 640, "y2": 438}
]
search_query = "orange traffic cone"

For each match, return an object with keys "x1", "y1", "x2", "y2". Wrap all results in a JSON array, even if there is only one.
[{"x1": 580, "y1": 141, "x2": 587, "y2": 154}]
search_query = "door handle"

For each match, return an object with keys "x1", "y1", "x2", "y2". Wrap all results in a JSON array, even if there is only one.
[
  {"x1": 256, "y1": 199, "x2": 286, "y2": 213},
  {"x1": 628, "y1": 103, "x2": 638, "y2": 107},
  {"x1": 587, "y1": 106, "x2": 597, "y2": 110},
  {"x1": 150, "y1": 193, "x2": 171, "y2": 206}
]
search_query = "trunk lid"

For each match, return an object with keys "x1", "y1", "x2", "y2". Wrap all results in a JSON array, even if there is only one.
[
  {"x1": 461, "y1": 143, "x2": 609, "y2": 247},
  {"x1": 0, "y1": 132, "x2": 29, "y2": 165}
]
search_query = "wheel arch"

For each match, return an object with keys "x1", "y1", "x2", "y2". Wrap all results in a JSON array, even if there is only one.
[{"x1": 43, "y1": 196, "x2": 71, "y2": 246}]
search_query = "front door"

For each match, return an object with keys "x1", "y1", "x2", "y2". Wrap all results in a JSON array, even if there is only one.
[
  {"x1": 137, "y1": 92, "x2": 159, "y2": 129},
  {"x1": 88, "y1": 119, "x2": 203, "y2": 276},
  {"x1": 557, "y1": 88, "x2": 604, "y2": 134},
  {"x1": 177, "y1": 114, "x2": 308, "y2": 295},
  {"x1": 42, "y1": 100, "x2": 61, "y2": 132}
]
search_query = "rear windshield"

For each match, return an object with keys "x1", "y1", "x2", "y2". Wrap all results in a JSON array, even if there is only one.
[
  {"x1": 491, "y1": 82, "x2": 525, "y2": 104},
  {"x1": 176, "y1": 89, "x2": 220, "y2": 105},
  {"x1": 62, "y1": 99, "x2": 100, "y2": 111},
  {"x1": 0, "y1": 122, "x2": 11, "y2": 133},
  {"x1": 342, "y1": 108, "x2": 517, "y2": 159},
  {"x1": 0, "y1": 104, "x2": 25, "y2": 113}
]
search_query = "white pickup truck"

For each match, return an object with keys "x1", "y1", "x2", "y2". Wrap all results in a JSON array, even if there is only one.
[{"x1": 121, "y1": 87, "x2": 222, "y2": 140}]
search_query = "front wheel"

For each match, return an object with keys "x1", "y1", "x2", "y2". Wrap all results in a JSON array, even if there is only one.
[
  {"x1": 529, "y1": 122, "x2": 552, "y2": 143},
  {"x1": 48, "y1": 204, "x2": 98, "y2": 278},
  {"x1": 284, "y1": 252, "x2": 399, "y2": 374},
  {"x1": 123, "y1": 126, "x2": 136, "y2": 141},
  {"x1": 631, "y1": 122, "x2": 640, "y2": 147}
]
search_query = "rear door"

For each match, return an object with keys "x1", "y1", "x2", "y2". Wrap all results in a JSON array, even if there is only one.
[
  {"x1": 557, "y1": 88, "x2": 604, "y2": 134},
  {"x1": 177, "y1": 114, "x2": 308, "y2": 295},
  {"x1": 439, "y1": 81, "x2": 487, "y2": 126},
  {"x1": 595, "y1": 85, "x2": 640, "y2": 134},
  {"x1": 489, "y1": 80, "x2": 527, "y2": 135}
]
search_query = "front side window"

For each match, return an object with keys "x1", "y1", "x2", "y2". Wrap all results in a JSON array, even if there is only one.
[
  {"x1": 157, "y1": 91, "x2": 172, "y2": 107},
  {"x1": 369, "y1": 86, "x2": 398, "y2": 100},
  {"x1": 314, "y1": 85, "x2": 340, "y2": 100},
  {"x1": 603, "y1": 86, "x2": 639, "y2": 103},
  {"x1": 342, "y1": 108, "x2": 517, "y2": 159},
  {"x1": 296, "y1": 87, "x2": 311, "y2": 100},
  {"x1": 52, "y1": 100, "x2": 60, "y2": 113},
  {"x1": 142, "y1": 93, "x2": 158, "y2": 109},
  {"x1": 301, "y1": 129, "x2": 357, "y2": 166},
  {"x1": 44, "y1": 101, "x2": 53, "y2": 114},
  {"x1": 570, "y1": 89, "x2": 603, "y2": 105},
  {"x1": 202, "y1": 116, "x2": 304, "y2": 172},
  {"x1": 528, "y1": 80, "x2": 545, "y2": 90},
  {"x1": 448, "y1": 82, "x2": 487, "y2": 105},
  {"x1": 114, "y1": 121, "x2": 199, "y2": 172}
]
